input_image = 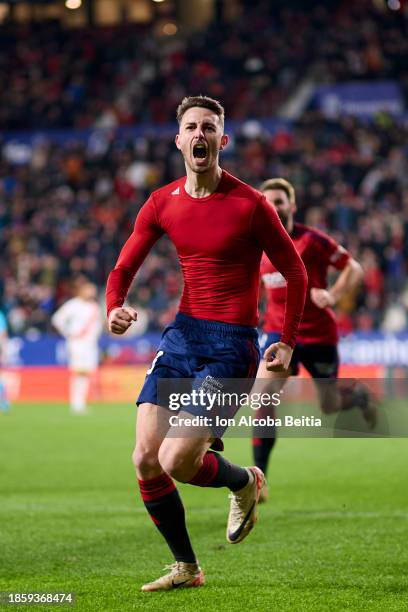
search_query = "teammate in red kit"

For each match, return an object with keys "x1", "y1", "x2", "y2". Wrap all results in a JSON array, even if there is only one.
[
  {"x1": 106, "y1": 97, "x2": 307, "y2": 591},
  {"x1": 252, "y1": 178, "x2": 377, "y2": 502}
]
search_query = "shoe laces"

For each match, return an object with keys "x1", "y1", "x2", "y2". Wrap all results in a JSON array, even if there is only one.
[
  {"x1": 163, "y1": 562, "x2": 180, "y2": 574},
  {"x1": 163, "y1": 561, "x2": 195, "y2": 576}
]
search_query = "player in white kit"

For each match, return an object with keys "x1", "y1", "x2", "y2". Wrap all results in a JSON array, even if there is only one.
[{"x1": 52, "y1": 280, "x2": 103, "y2": 414}]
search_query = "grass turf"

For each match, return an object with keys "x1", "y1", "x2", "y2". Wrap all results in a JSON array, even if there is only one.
[{"x1": 0, "y1": 401, "x2": 407, "y2": 611}]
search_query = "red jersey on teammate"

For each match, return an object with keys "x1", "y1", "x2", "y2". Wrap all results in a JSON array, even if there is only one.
[
  {"x1": 261, "y1": 223, "x2": 350, "y2": 345},
  {"x1": 252, "y1": 178, "x2": 372, "y2": 502}
]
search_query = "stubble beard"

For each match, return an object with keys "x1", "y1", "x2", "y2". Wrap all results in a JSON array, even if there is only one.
[{"x1": 277, "y1": 212, "x2": 289, "y2": 229}]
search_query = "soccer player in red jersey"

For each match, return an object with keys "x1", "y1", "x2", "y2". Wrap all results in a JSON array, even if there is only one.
[
  {"x1": 252, "y1": 178, "x2": 377, "y2": 502},
  {"x1": 106, "y1": 97, "x2": 307, "y2": 591}
]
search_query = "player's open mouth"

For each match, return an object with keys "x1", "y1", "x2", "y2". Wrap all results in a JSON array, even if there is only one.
[{"x1": 192, "y1": 143, "x2": 207, "y2": 160}]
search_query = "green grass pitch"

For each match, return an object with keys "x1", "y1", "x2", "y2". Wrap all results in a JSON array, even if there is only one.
[{"x1": 1, "y1": 402, "x2": 407, "y2": 612}]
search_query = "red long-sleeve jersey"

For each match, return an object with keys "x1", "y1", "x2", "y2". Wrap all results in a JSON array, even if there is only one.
[
  {"x1": 106, "y1": 170, "x2": 307, "y2": 347},
  {"x1": 261, "y1": 222, "x2": 350, "y2": 344}
]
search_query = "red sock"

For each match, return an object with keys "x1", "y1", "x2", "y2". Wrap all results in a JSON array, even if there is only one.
[
  {"x1": 188, "y1": 452, "x2": 249, "y2": 492},
  {"x1": 188, "y1": 452, "x2": 219, "y2": 486}
]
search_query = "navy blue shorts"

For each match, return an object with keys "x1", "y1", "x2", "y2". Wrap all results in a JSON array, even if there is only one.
[
  {"x1": 138, "y1": 313, "x2": 260, "y2": 412},
  {"x1": 259, "y1": 332, "x2": 339, "y2": 379}
]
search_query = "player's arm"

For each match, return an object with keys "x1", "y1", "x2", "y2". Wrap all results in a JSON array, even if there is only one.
[
  {"x1": 310, "y1": 247, "x2": 363, "y2": 309},
  {"x1": 252, "y1": 197, "x2": 308, "y2": 371},
  {"x1": 106, "y1": 195, "x2": 164, "y2": 335},
  {"x1": 51, "y1": 304, "x2": 71, "y2": 338}
]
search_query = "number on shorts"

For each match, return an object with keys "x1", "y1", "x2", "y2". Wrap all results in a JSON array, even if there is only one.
[{"x1": 146, "y1": 350, "x2": 164, "y2": 375}]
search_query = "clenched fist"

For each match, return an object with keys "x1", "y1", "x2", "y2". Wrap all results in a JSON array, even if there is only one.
[
  {"x1": 108, "y1": 306, "x2": 137, "y2": 335},
  {"x1": 264, "y1": 341, "x2": 293, "y2": 372}
]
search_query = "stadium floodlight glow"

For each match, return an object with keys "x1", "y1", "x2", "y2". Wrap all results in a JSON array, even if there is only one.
[
  {"x1": 387, "y1": 0, "x2": 400, "y2": 8},
  {"x1": 152, "y1": 0, "x2": 166, "y2": 3},
  {"x1": 65, "y1": 0, "x2": 82, "y2": 9}
]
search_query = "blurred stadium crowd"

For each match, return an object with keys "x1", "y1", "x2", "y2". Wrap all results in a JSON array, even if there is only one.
[
  {"x1": 1, "y1": 1, "x2": 406, "y2": 129},
  {"x1": 1, "y1": 0, "x2": 407, "y2": 336}
]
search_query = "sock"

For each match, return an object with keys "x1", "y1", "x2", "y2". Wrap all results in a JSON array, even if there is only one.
[
  {"x1": 70, "y1": 374, "x2": 90, "y2": 412},
  {"x1": 251, "y1": 405, "x2": 277, "y2": 475},
  {"x1": 188, "y1": 451, "x2": 249, "y2": 492},
  {"x1": 139, "y1": 473, "x2": 196, "y2": 564},
  {"x1": 252, "y1": 437, "x2": 276, "y2": 475},
  {"x1": 338, "y1": 382, "x2": 369, "y2": 411}
]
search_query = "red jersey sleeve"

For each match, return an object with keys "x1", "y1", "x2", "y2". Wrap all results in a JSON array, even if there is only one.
[
  {"x1": 106, "y1": 195, "x2": 164, "y2": 316},
  {"x1": 318, "y1": 233, "x2": 350, "y2": 271},
  {"x1": 252, "y1": 196, "x2": 307, "y2": 348}
]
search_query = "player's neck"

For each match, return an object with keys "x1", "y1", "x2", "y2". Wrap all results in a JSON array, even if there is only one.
[
  {"x1": 184, "y1": 166, "x2": 223, "y2": 198},
  {"x1": 287, "y1": 219, "x2": 294, "y2": 234}
]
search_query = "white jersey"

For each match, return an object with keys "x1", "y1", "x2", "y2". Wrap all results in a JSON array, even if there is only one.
[{"x1": 52, "y1": 298, "x2": 103, "y2": 371}]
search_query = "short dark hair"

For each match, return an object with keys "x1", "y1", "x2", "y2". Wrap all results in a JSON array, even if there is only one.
[
  {"x1": 176, "y1": 95, "x2": 225, "y2": 127},
  {"x1": 259, "y1": 177, "x2": 295, "y2": 204}
]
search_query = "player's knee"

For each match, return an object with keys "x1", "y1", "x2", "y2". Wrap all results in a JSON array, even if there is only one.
[
  {"x1": 158, "y1": 443, "x2": 201, "y2": 482},
  {"x1": 132, "y1": 446, "x2": 160, "y2": 478}
]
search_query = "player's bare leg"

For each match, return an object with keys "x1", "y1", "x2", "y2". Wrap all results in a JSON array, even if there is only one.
[
  {"x1": 133, "y1": 403, "x2": 167, "y2": 480},
  {"x1": 316, "y1": 380, "x2": 377, "y2": 428},
  {"x1": 159, "y1": 413, "x2": 264, "y2": 544},
  {"x1": 69, "y1": 369, "x2": 91, "y2": 414},
  {"x1": 133, "y1": 403, "x2": 204, "y2": 592},
  {"x1": 252, "y1": 360, "x2": 290, "y2": 501},
  {"x1": 134, "y1": 404, "x2": 263, "y2": 590}
]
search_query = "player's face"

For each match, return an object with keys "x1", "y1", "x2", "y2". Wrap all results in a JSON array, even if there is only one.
[
  {"x1": 263, "y1": 189, "x2": 295, "y2": 229},
  {"x1": 175, "y1": 107, "x2": 228, "y2": 174},
  {"x1": 79, "y1": 283, "x2": 97, "y2": 301}
]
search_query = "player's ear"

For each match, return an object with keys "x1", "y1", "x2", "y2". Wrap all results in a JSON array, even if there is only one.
[
  {"x1": 292, "y1": 200, "x2": 297, "y2": 214},
  {"x1": 219, "y1": 134, "x2": 229, "y2": 151},
  {"x1": 175, "y1": 134, "x2": 181, "y2": 150}
]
